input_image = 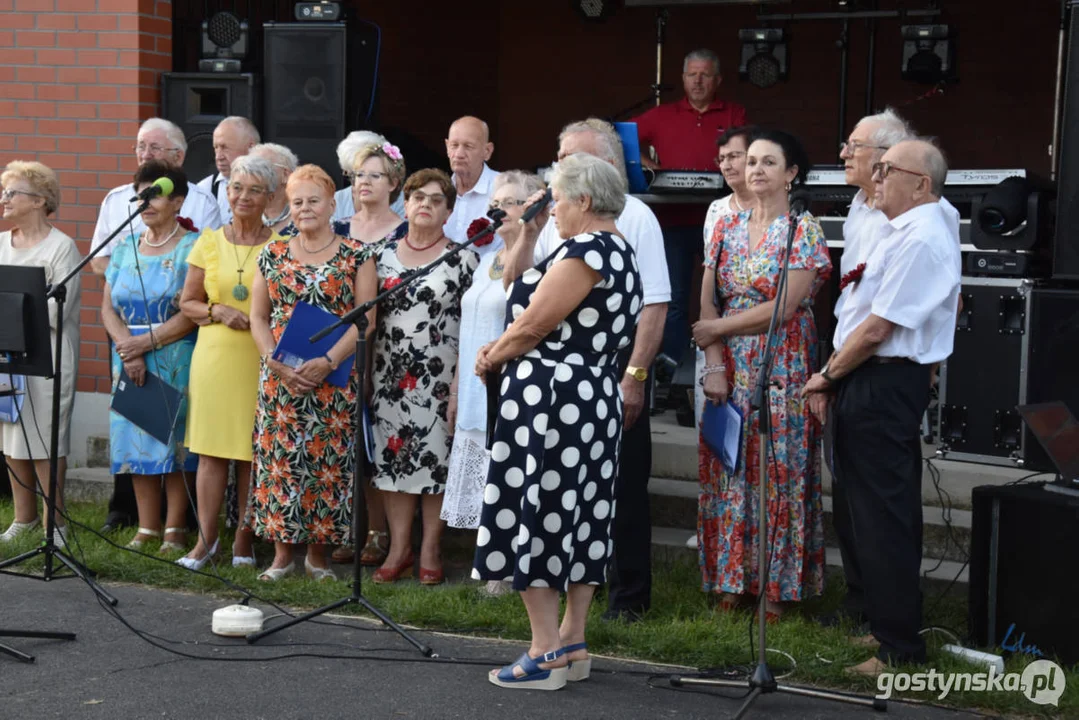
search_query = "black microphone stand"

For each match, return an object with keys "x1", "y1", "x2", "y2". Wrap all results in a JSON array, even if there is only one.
[
  {"x1": 0, "y1": 197, "x2": 158, "y2": 608},
  {"x1": 246, "y1": 213, "x2": 505, "y2": 650},
  {"x1": 669, "y1": 201, "x2": 884, "y2": 716}
]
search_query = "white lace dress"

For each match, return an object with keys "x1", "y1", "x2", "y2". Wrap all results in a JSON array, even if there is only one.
[{"x1": 441, "y1": 249, "x2": 507, "y2": 528}]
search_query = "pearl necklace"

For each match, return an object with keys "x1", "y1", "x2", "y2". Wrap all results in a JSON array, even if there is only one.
[{"x1": 142, "y1": 222, "x2": 180, "y2": 248}]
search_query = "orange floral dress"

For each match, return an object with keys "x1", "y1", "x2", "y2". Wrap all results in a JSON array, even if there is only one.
[{"x1": 249, "y1": 237, "x2": 371, "y2": 545}]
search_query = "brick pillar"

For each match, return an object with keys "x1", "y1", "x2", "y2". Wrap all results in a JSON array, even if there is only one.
[{"x1": 0, "y1": 0, "x2": 173, "y2": 394}]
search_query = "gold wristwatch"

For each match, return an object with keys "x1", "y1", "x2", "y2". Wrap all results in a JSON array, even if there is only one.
[{"x1": 625, "y1": 365, "x2": 648, "y2": 382}]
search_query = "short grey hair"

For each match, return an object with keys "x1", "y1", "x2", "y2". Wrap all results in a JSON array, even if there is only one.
[
  {"x1": 230, "y1": 154, "x2": 278, "y2": 193},
  {"x1": 684, "y1": 48, "x2": 720, "y2": 75},
  {"x1": 492, "y1": 170, "x2": 546, "y2": 199},
  {"x1": 336, "y1": 130, "x2": 387, "y2": 173},
  {"x1": 855, "y1": 107, "x2": 916, "y2": 155},
  {"x1": 138, "y1": 117, "x2": 187, "y2": 153},
  {"x1": 218, "y1": 116, "x2": 261, "y2": 146},
  {"x1": 558, "y1": 118, "x2": 627, "y2": 181},
  {"x1": 915, "y1": 138, "x2": 948, "y2": 197},
  {"x1": 551, "y1": 153, "x2": 627, "y2": 219},
  {"x1": 250, "y1": 142, "x2": 299, "y2": 173}
]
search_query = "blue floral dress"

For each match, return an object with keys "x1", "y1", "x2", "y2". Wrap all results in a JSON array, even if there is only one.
[
  {"x1": 698, "y1": 211, "x2": 831, "y2": 602},
  {"x1": 106, "y1": 232, "x2": 200, "y2": 475}
]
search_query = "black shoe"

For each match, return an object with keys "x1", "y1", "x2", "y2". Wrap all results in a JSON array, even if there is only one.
[
  {"x1": 602, "y1": 607, "x2": 645, "y2": 624},
  {"x1": 100, "y1": 512, "x2": 134, "y2": 533}
]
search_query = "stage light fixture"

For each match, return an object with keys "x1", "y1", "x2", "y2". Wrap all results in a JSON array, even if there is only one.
[
  {"x1": 901, "y1": 24, "x2": 955, "y2": 84},
  {"x1": 971, "y1": 176, "x2": 1046, "y2": 252},
  {"x1": 295, "y1": 1, "x2": 342, "y2": 21},
  {"x1": 739, "y1": 28, "x2": 788, "y2": 89},
  {"x1": 199, "y1": 11, "x2": 248, "y2": 73},
  {"x1": 575, "y1": 0, "x2": 618, "y2": 21}
]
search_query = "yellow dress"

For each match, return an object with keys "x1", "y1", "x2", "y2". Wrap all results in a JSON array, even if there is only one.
[{"x1": 185, "y1": 227, "x2": 277, "y2": 460}]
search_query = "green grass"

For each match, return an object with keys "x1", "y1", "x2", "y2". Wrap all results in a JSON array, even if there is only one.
[{"x1": 1, "y1": 499, "x2": 1075, "y2": 716}]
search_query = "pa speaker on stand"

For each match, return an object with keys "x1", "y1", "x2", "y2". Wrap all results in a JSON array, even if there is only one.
[{"x1": 161, "y1": 73, "x2": 258, "y2": 183}]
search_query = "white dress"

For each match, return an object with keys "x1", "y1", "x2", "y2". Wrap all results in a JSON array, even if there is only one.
[
  {"x1": 0, "y1": 227, "x2": 81, "y2": 459},
  {"x1": 695, "y1": 195, "x2": 735, "y2": 427},
  {"x1": 441, "y1": 249, "x2": 507, "y2": 529}
]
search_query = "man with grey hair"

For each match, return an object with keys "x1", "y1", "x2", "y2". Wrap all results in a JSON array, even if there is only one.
[
  {"x1": 333, "y1": 130, "x2": 406, "y2": 221},
  {"x1": 197, "y1": 116, "x2": 260, "y2": 224},
  {"x1": 631, "y1": 49, "x2": 748, "y2": 375},
  {"x1": 90, "y1": 118, "x2": 221, "y2": 275},
  {"x1": 510, "y1": 118, "x2": 670, "y2": 622},
  {"x1": 803, "y1": 139, "x2": 961, "y2": 677},
  {"x1": 444, "y1": 115, "x2": 500, "y2": 254}
]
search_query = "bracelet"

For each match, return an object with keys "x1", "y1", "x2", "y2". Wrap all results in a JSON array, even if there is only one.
[
  {"x1": 206, "y1": 302, "x2": 215, "y2": 323},
  {"x1": 323, "y1": 353, "x2": 338, "y2": 370},
  {"x1": 701, "y1": 363, "x2": 727, "y2": 376}
]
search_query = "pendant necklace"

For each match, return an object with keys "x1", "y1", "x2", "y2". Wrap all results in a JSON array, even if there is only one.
[
  {"x1": 230, "y1": 228, "x2": 261, "y2": 301},
  {"x1": 489, "y1": 248, "x2": 505, "y2": 280}
]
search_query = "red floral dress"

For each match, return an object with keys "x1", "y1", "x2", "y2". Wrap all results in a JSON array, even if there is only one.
[
  {"x1": 249, "y1": 237, "x2": 371, "y2": 545},
  {"x1": 698, "y1": 210, "x2": 831, "y2": 602}
]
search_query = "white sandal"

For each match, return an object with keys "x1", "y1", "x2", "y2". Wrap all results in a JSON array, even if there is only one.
[
  {"x1": 258, "y1": 561, "x2": 295, "y2": 582},
  {"x1": 159, "y1": 527, "x2": 186, "y2": 553},
  {"x1": 127, "y1": 527, "x2": 161, "y2": 549},
  {"x1": 304, "y1": 556, "x2": 336, "y2": 582},
  {"x1": 0, "y1": 517, "x2": 41, "y2": 543}
]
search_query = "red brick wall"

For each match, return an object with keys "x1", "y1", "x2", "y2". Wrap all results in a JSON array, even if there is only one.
[{"x1": 0, "y1": 0, "x2": 172, "y2": 393}]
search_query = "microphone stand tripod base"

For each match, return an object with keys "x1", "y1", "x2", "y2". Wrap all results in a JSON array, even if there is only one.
[{"x1": 0, "y1": 628, "x2": 76, "y2": 664}]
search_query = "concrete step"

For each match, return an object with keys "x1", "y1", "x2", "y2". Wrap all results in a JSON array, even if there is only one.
[
  {"x1": 64, "y1": 466, "x2": 113, "y2": 503},
  {"x1": 86, "y1": 435, "x2": 109, "y2": 469},
  {"x1": 651, "y1": 525, "x2": 970, "y2": 584}
]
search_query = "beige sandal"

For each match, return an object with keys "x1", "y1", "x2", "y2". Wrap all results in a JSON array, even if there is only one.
[
  {"x1": 127, "y1": 527, "x2": 161, "y2": 549},
  {"x1": 258, "y1": 561, "x2": 295, "y2": 582},
  {"x1": 159, "y1": 527, "x2": 186, "y2": 554},
  {"x1": 359, "y1": 530, "x2": 389, "y2": 566}
]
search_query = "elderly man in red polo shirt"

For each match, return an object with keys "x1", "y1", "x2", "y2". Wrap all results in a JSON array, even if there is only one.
[{"x1": 633, "y1": 49, "x2": 747, "y2": 381}]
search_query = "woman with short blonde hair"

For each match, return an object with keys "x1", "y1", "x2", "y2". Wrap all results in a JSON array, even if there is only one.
[{"x1": 0, "y1": 160, "x2": 81, "y2": 548}]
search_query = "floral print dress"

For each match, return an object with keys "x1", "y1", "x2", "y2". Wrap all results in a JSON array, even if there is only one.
[
  {"x1": 698, "y1": 210, "x2": 831, "y2": 602},
  {"x1": 249, "y1": 237, "x2": 371, "y2": 545},
  {"x1": 371, "y1": 240, "x2": 478, "y2": 494}
]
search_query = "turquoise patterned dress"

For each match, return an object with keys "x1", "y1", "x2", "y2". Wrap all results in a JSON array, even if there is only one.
[{"x1": 106, "y1": 232, "x2": 200, "y2": 475}]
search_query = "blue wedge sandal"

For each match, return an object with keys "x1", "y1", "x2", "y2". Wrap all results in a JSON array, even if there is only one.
[{"x1": 489, "y1": 649, "x2": 568, "y2": 690}]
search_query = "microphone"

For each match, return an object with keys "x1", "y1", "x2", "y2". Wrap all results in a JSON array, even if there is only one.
[
  {"x1": 486, "y1": 207, "x2": 507, "y2": 222},
  {"x1": 131, "y1": 176, "x2": 175, "y2": 203},
  {"x1": 788, "y1": 187, "x2": 812, "y2": 217},
  {"x1": 518, "y1": 188, "x2": 552, "y2": 225}
]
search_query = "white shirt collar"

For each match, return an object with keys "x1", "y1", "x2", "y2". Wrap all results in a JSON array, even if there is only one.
[
  {"x1": 452, "y1": 163, "x2": 496, "y2": 197},
  {"x1": 885, "y1": 200, "x2": 941, "y2": 232}
]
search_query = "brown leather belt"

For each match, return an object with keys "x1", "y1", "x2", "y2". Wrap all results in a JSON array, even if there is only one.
[{"x1": 867, "y1": 356, "x2": 917, "y2": 366}]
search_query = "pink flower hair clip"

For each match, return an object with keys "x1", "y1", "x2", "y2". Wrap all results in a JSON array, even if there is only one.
[{"x1": 382, "y1": 142, "x2": 403, "y2": 163}]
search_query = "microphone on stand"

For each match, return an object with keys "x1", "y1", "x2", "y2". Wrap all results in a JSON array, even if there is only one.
[
  {"x1": 486, "y1": 207, "x2": 507, "y2": 222},
  {"x1": 518, "y1": 188, "x2": 552, "y2": 225},
  {"x1": 788, "y1": 187, "x2": 812, "y2": 218},
  {"x1": 130, "y1": 176, "x2": 175, "y2": 203}
]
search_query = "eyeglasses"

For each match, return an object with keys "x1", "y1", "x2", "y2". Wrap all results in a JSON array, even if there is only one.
[
  {"x1": 714, "y1": 151, "x2": 746, "y2": 169},
  {"x1": 227, "y1": 183, "x2": 268, "y2": 197},
  {"x1": 489, "y1": 199, "x2": 527, "y2": 210},
  {"x1": 0, "y1": 189, "x2": 42, "y2": 202},
  {"x1": 409, "y1": 191, "x2": 446, "y2": 207},
  {"x1": 871, "y1": 161, "x2": 930, "y2": 182},
  {"x1": 840, "y1": 140, "x2": 889, "y2": 154},
  {"x1": 346, "y1": 171, "x2": 387, "y2": 183},
  {"x1": 133, "y1": 143, "x2": 178, "y2": 155}
]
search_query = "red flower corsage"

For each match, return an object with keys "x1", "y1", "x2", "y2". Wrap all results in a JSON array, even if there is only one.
[
  {"x1": 839, "y1": 262, "x2": 867, "y2": 292},
  {"x1": 467, "y1": 217, "x2": 494, "y2": 247},
  {"x1": 382, "y1": 276, "x2": 403, "y2": 291},
  {"x1": 176, "y1": 216, "x2": 198, "y2": 233}
]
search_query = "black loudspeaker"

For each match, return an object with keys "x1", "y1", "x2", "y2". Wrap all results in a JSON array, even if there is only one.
[
  {"x1": 939, "y1": 282, "x2": 1079, "y2": 469},
  {"x1": 161, "y1": 73, "x2": 258, "y2": 184},
  {"x1": 263, "y1": 22, "x2": 347, "y2": 179},
  {"x1": 1054, "y1": 5, "x2": 1079, "y2": 279},
  {"x1": 969, "y1": 483, "x2": 1079, "y2": 665}
]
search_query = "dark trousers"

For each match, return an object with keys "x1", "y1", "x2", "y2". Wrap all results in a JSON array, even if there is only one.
[
  {"x1": 832, "y1": 361, "x2": 930, "y2": 664},
  {"x1": 607, "y1": 380, "x2": 653, "y2": 613},
  {"x1": 107, "y1": 473, "x2": 136, "y2": 519},
  {"x1": 660, "y1": 226, "x2": 703, "y2": 366}
]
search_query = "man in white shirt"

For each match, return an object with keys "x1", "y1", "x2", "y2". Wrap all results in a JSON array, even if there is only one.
[
  {"x1": 510, "y1": 118, "x2": 670, "y2": 620},
  {"x1": 89, "y1": 118, "x2": 222, "y2": 276},
  {"x1": 443, "y1": 116, "x2": 499, "y2": 253},
  {"x1": 803, "y1": 139, "x2": 961, "y2": 677},
  {"x1": 195, "y1": 116, "x2": 260, "y2": 225},
  {"x1": 332, "y1": 130, "x2": 406, "y2": 223}
]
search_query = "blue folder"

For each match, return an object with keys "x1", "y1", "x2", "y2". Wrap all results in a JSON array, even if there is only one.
[
  {"x1": 272, "y1": 301, "x2": 355, "y2": 388},
  {"x1": 613, "y1": 121, "x2": 651, "y2": 194},
  {"x1": 701, "y1": 400, "x2": 743, "y2": 474},
  {"x1": 110, "y1": 366, "x2": 183, "y2": 446}
]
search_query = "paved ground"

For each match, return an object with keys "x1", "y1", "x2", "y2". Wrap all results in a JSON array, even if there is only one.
[{"x1": 0, "y1": 574, "x2": 984, "y2": 720}]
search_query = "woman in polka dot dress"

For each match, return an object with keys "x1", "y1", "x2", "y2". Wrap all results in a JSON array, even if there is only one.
[{"x1": 473, "y1": 154, "x2": 642, "y2": 691}]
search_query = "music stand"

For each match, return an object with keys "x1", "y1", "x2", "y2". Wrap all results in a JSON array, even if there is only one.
[{"x1": 0, "y1": 264, "x2": 117, "y2": 607}]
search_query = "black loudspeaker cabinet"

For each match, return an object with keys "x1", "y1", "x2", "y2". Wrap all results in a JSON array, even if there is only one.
[
  {"x1": 161, "y1": 73, "x2": 258, "y2": 184},
  {"x1": 1054, "y1": 5, "x2": 1079, "y2": 279},
  {"x1": 263, "y1": 22, "x2": 347, "y2": 180},
  {"x1": 939, "y1": 279, "x2": 1079, "y2": 469},
  {"x1": 969, "y1": 483, "x2": 1079, "y2": 665}
]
